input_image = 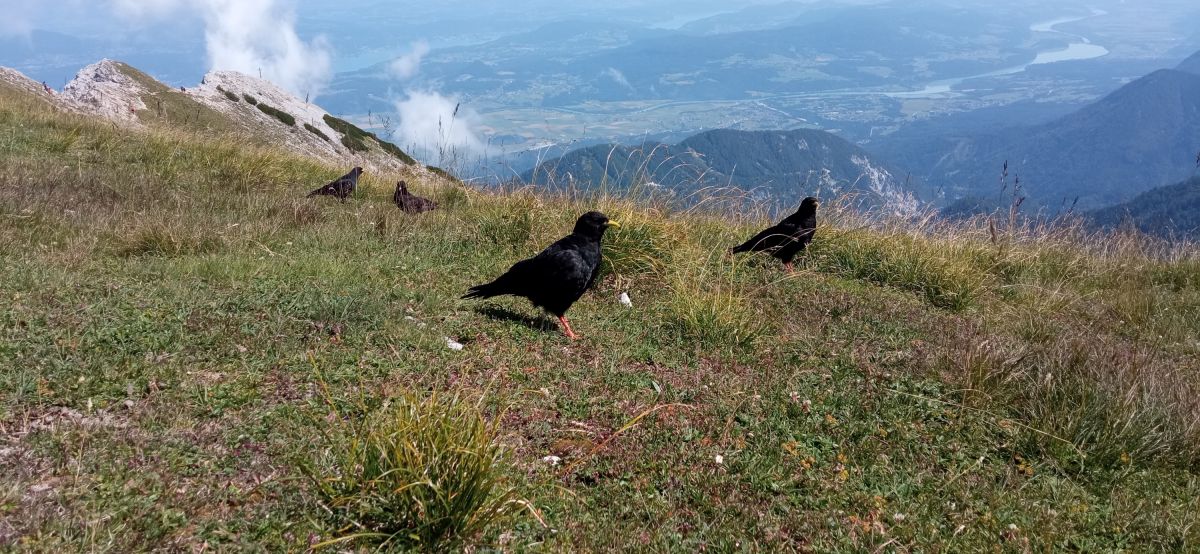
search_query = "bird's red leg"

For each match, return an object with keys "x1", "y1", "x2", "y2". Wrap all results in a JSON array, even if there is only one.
[
  {"x1": 558, "y1": 315, "x2": 579, "y2": 340},
  {"x1": 784, "y1": 262, "x2": 795, "y2": 273}
]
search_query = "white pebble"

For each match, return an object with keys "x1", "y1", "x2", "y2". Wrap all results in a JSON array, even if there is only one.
[
  {"x1": 541, "y1": 455, "x2": 561, "y2": 466},
  {"x1": 618, "y1": 292, "x2": 633, "y2": 308},
  {"x1": 714, "y1": 454, "x2": 724, "y2": 465},
  {"x1": 445, "y1": 337, "x2": 464, "y2": 351}
]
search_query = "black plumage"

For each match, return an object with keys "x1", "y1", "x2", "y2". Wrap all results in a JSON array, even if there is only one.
[
  {"x1": 462, "y1": 211, "x2": 619, "y2": 339},
  {"x1": 730, "y1": 197, "x2": 819, "y2": 271},
  {"x1": 393, "y1": 181, "x2": 437, "y2": 213},
  {"x1": 306, "y1": 167, "x2": 363, "y2": 202}
]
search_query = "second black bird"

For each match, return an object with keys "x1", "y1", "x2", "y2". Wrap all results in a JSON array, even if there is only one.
[
  {"x1": 307, "y1": 166, "x2": 363, "y2": 202},
  {"x1": 462, "y1": 211, "x2": 620, "y2": 339},
  {"x1": 730, "y1": 196, "x2": 819, "y2": 272},
  {"x1": 393, "y1": 181, "x2": 437, "y2": 213}
]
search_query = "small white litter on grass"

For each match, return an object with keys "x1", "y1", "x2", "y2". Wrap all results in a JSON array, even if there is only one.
[
  {"x1": 541, "y1": 455, "x2": 562, "y2": 466},
  {"x1": 714, "y1": 454, "x2": 724, "y2": 465},
  {"x1": 618, "y1": 292, "x2": 633, "y2": 308},
  {"x1": 445, "y1": 337, "x2": 464, "y2": 351}
]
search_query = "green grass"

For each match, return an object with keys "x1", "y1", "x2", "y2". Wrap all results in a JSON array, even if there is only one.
[
  {"x1": 116, "y1": 62, "x2": 234, "y2": 133},
  {"x1": 301, "y1": 391, "x2": 531, "y2": 550},
  {"x1": 304, "y1": 123, "x2": 330, "y2": 142},
  {"x1": 216, "y1": 86, "x2": 239, "y2": 102},
  {"x1": 323, "y1": 114, "x2": 416, "y2": 164},
  {"x1": 256, "y1": 102, "x2": 296, "y2": 127},
  {"x1": 1, "y1": 84, "x2": 1199, "y2": 551},
  {"x1": 340, "y1": 133, "x2": 368, "y2": 152}
]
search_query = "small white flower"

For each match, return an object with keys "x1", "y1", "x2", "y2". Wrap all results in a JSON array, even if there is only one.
[
  {"x1": 618, "y1": 292, "x2": 633, "y2": 308},
  {"x1": 893, "y1": 513, "x2": 906, "y2": 522},
  {"x1": 445, "y1": 337, "x2": 464, "y2": 351},
  {"x1": 541, "y1": 455, "x2": 561, "y2": 466},
  {"x1": 714, "y1": 454, "x2": 724, "y2": 465}
]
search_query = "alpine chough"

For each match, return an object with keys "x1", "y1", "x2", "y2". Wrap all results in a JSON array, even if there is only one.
[
  {"x1": 462, "y1": 211, "x2": 620, "y2": 339},
  {"x1": 306, "y1": 167, "x2": 363, "y2": 202},
  {"x1": 730, "y1": 197, "x2": 818, "y2": 271},
  {"x1": 393, "y1": 181, "x2": 437, "y2": 213}
]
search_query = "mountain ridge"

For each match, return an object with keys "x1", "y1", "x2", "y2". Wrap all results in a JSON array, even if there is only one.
[
  {"x1": 4, "y1": 60, "x2": 417, "y2": 174},
  {"x1": 1089, "y1": 175, "x2": 1200, "y2": 238},
  {"x1": 1177, "y1": 50, "x2": 1200, "y2": 74},
  {"x1": 526, "y1": 127, "x2": 922, "y2": 215},
  {"x1": 915, "y1": 66, "x2": 1200, "y2": 211}
]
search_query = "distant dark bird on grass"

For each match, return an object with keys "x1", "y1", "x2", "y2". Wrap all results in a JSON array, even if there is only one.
[
  {"x1": 393, "y1": 181, "x2": 437, "y2": 213},
  {"x1": 462, "y1": 211, "x2": 620, "y2": 340},
  {"x1": 306, "y1": 167, "x2": 363, "y2": 202},
  {"x1": 730, "y1": 196, "x2": 819, "y2": 272}
]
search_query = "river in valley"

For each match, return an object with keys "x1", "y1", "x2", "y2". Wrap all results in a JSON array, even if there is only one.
[{"x1": 883, "y1": 9, "x2": 1110, "y2": 98}]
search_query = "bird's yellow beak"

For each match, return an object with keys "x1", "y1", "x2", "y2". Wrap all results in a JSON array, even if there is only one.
[{"x1": 607, "y1": 220, "x2": 622, "y2": 229}]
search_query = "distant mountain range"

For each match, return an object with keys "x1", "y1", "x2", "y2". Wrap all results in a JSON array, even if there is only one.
[
  {"x1": 889, "y1": 51, "x2": 1200, "y2": 213},
  {"x1": 524, "y1": 128, "x2": 922, "y2": 214},
  {"x1": 1089, "y1": 176, "x2": 1200, "y2": 239},
  {"x1": 1177, "y1": 50, "x2": 1200, "y2": 74}
]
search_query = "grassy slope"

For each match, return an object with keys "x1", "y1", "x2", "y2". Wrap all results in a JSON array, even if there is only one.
[
  {"x1": 117, "y1": 62, "x2": 414, "y2": 168},
  {"x1": 116, "y1": 62, "x2": 238, "y2": 134},
  {"x1": 1, "y1": 84, "x2": 1200, "y2": 551}
]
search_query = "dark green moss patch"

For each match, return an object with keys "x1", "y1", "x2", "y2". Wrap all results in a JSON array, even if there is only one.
[
  {"x1": 304, "y1": 123, "x2": 330, "y2": 141},
  {"x1": 216, "y1": 86, "x2": 239, "y2": 102},
  {"x1": 378, "y1": 139, "x2": 416, "y2": 165},
  {"x1": 323, "y1": 114, "x2": 415, "y2": 164},
  {"x1": 426, "y1": 165, "x2": 459, "y2": 182},
  {"x1": 257, "y1": 103, "x2": 296, "y2": 126}
]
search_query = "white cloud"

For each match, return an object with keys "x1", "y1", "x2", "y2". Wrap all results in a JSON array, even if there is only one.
[
  {"x1": 382, "y1": 39, "x2": 487, "y2": 166},
  {"x1": 111, "y1": 0, "x2": 333, "y2": 99},
  {"x1": 388, "y1": 40, "x2": 430, "y2": 80},
  {"x1": 0, "y1": 0, "x2": 39, "y2": 39},
  {"x1": 392, "y1": 90, "x2": 485, "y2": 161}
]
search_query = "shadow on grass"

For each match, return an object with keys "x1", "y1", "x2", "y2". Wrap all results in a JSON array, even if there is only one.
[{"x1": 475, "y1": 305, "x2": 557, "y2": 334}]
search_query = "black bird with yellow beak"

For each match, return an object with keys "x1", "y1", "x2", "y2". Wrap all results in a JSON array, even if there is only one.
[
  {"x1": 463, "y1": 211, "x2": 620, "y2": 339},
  {"x1": 730, "y1": 197, "x2": 819, "y2": 272}
]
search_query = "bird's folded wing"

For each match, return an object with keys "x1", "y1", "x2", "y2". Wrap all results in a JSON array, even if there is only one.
[
  {"x1": 535, "y1": 248, "x2": 591, "y2": 285},
  {"x1": 737, "y1": 225, "x2": 794, "y2": 251}
]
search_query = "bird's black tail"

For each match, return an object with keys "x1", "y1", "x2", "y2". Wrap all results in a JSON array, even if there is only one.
[
  {"x1": 729, "y1": 242, "x2": 751, "y2": 254},
  {"x1": 307, "y1": 185, "x2": 329, "y2": 198},
  {"x1": 461, "y1": 282, "x2": 498, "y2": 300}
]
